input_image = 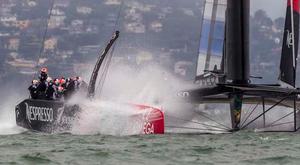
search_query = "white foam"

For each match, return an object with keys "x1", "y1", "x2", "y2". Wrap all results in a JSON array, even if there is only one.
[
  {"x1": 68, "y1": 64, "x2": 217, "y2": 135},
  {"x1": 0, "y1": 94, "x2": 27, "y2": 135}
]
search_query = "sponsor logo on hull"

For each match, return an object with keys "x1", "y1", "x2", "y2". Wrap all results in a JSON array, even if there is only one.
[{"x1": 25, "y1": 103, "x2": 54, "y2": 123}]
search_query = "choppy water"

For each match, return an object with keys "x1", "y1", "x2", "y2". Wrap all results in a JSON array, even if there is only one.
[{"x1": 1, "y1": 131, "x2": 300, "y2": 165}]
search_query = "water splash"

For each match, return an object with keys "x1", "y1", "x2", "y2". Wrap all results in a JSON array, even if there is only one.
[
  {"x1": 69, "y1": 99, "x2": 145, "y2": 135},
  {"x1": 68, "y1": 64, "x2": 223, "y2": 135},
  {"x1": 0, "y1": 94, "x2": 26, "y2": 135}
]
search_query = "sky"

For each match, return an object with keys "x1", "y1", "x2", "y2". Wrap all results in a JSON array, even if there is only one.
[{"x1": 251, "y1": 0, "x2": 286, "y2": 19}]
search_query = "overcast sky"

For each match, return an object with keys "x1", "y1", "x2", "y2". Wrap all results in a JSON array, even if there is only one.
[{"x1": 251, "y1": 0, "x2": 286, "y2": 19}]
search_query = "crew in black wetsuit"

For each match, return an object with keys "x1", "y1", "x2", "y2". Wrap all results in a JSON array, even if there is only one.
[
  {"x1": 39, "y1": 67, "x2": 48, "y2": 82},
  {"x1": 37, "y1": 67, "x2": 48, "y2": 99},
  {"x1": 60, "y1": 77, "x2": 67, "y2": 88},
  {"x1": 64, "y1": 77, "x2": 78, "y2": 100},
  {"x1": 56, "y1": 86, "x2": 64, "y2": 100},
  {"x1": 45, "y1": 77, "x2": 56, "y2": 100},
  {"x1": 28, "y1": 80, "x2": 39, "y2": 99}
]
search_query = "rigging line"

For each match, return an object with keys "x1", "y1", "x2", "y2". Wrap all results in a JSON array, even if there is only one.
[
  {"x1": 94, "y1": 33, "x2": 117, "y2": 96},
  {"x1": 165, "y1": 114, "x2": 229, "y2": 131},
  {"x1": 95, "y1": 33, "x2": 118, "y2": 94},
  {"x1": 165, "y1": 125, "x2": 228, "y2": 132},
  {"x1": 266, "y1": 109, "x2": 299, "y2": 128},
  {"x1": 192, "y1": 111, "x2": 231, "y2": 130},
  {"x1": 241, "y1": 102, "x2": 260, "y2": 128},
  {"x1": 261, "y1": 121, "x2": 295, "y2": 130},
  {"x1": 33, "y1": 0, "x2": 55, "y2": 78},
  {"x1": 95, "y1": 2, "x2": 123, "y2": 96},
  {"x1": 241, "y1": 94, "x2": 294, "y2": 129},
  {"x1": 240, "y1": 103, "x2": 254, "y2": 124},
  {"x1": 95, "y1": 49, "x2": 109, "y2": 93},
  {"x1": 113, "y1": 0, "x2": 124, "y2": 32},
  {"x1": 96, "y1": 44, "x2": 116, "y2": 96}
]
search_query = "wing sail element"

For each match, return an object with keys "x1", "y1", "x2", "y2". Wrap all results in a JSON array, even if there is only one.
[
  {"x1": 279, "y1": 0, "x2": 300, "y2": 88},
  {"x1": 196, "y1": 0, "x2": 227, "y2": 77},
  {"x1": 87, "y1": 31, "x2": 120, "y2": 98}
]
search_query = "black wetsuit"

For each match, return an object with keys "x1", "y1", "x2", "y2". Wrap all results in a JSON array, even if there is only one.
[
  {"x1": 46, "y1": 83, "x2": 55, "y2": 100},
  {"x1": 39, "y1": 72, "x2": 48, "y2": 82},
  {"x1": 56, "y1": 90, "x2": 64, "y2": 100},
  {"x1": 37, "y1": 81, "x2": 47, "y2": 99},
  {"x1": 64, "y1": 80, "x2": 76, "y2": 100},
  {"x1": 28, "y1": 84, "x2": 38, "y2": 99}
]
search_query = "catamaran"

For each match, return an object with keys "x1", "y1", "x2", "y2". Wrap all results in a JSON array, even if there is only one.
[
  {"x1": 15, "y1": 31, "x2": 165, "y2": 134},
  {"x1": 181, "y1": 0, "x2": 300, "y2": 132}
]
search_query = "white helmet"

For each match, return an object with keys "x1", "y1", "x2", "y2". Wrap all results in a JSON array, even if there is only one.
[
  {"x1": 32, "y1": 80, "x2": 39, "y2": 85},
  {"x1": 46, "y1": 77, "x2": 52, "y2": 82},
  {"x1": 77, "y1": 76, "x2": 83, "y2": 83}
]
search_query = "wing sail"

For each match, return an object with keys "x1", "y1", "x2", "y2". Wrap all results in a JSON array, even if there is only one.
[
  {"x1": 196, "y1": 0, "x2": 227, "y2": 77},
  {"x1": 279, "y1": 0, "x2": 299, "y2": 88}
]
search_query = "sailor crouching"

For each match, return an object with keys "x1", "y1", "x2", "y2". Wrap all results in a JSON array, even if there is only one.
[{"x1": 28, "y1": 80, "x2": 39, "y2": 99}]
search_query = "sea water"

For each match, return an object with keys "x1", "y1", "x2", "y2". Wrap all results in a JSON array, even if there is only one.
[{"x1": 0, "y1": 130, "x2": 300, "y2": 164}]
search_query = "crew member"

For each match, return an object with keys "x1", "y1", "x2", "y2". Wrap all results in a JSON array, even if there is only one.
[
  {"x1": 28, "y1": 80, "x2": 39, "y2": 99},
  {"x1": 76, "y1": 76, "x2": 88, "y2": 91},
  {"x1": 39, "y1": 67, "x2": 48, "y2": 82},
  {"x1": 56, "y1": 86, "x2": 64, "y2": 100},
  {"x1": 37, "y1": 67, "x2": 48, "y2": 99},
  {"x1": 60, "y1": 77, "x2": 67, "y2": 88},
  {"x1": 64, "y1": 77, "x2": 76, "y2": 100},
  {"x1": 54, "y1": 78, "x2": 60, "y2": 87},
  {"x1": 45, "y1": 77, "x2": 56, "y2": 100}
]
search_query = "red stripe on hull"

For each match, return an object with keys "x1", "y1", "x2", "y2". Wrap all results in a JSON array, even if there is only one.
[{"x1": 288, "y1": 0, "x2": 300, "y2": 13}]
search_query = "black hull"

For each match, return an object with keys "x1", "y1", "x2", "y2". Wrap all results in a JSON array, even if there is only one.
[{"x1": 15, "y1": 99, "x2": 81, "y2": 133}]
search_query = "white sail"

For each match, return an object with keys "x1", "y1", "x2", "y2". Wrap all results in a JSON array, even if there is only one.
[{"x1": 196, "y1": 0, "x2": 226, "y2": 77}]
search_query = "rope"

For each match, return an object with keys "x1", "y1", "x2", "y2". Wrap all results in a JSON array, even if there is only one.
[
  {"x1": 192, "y1": 111, "x2": 231, "y2": 130},
  {"x1": 241, "y1": 94, "x2": 294, "y2": 129},
  {"x1": 165, "y1": 125, "x2": 227, "y2": 132},
  {"x1": 266, "y1": 109, "x2": 299, "y2": 128},
  {"x1": 241, "y1": 103, "x2": 254, "y2": 122},
  {"x1": 96, "y1": 43, "x2": 116, "y2": 96},
  {"x1": 241, "y1": 102, "x2": 260, "y2": 128},
  {"x1": 165, "y1": 114, "x2": 229, "y2": 131},
  {"x1": 261, "y1": 121, "x2": 295, "y2": 130},
  {"x1": 33, "y1": 0, "x2": 55, "y2": 79},
  {"x1": 95, "y1": 1, "x2": 124, "y2": 97}
]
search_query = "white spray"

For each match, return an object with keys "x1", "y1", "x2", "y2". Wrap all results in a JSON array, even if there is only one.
[
  {"x1": 0, "y1": 92, "x2": 26, "y2": 135},
  {"x1": 69, "y1": 63, "x2": 206, "y2": 135}
]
